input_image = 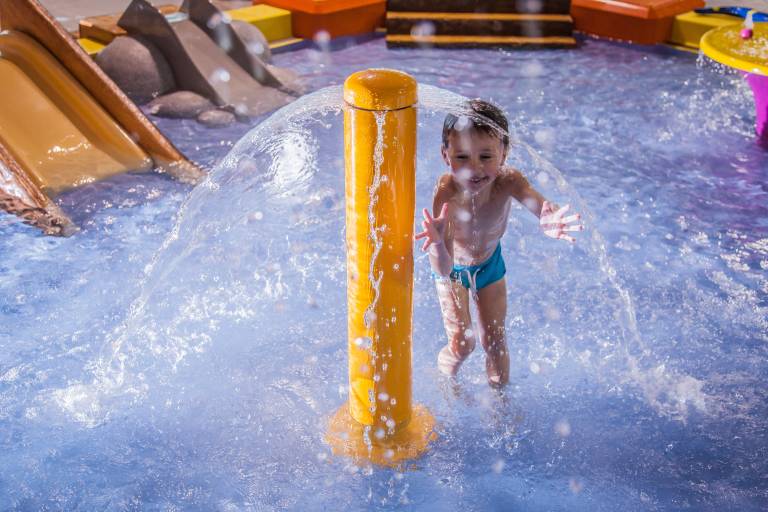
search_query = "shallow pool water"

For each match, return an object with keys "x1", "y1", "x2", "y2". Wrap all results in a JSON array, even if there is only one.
[{"x1": 1, "y1": 37, "x2": 767, "y2": 511}]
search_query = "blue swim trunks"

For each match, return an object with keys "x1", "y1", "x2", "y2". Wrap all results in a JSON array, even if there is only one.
[{"x1": 439, "y1": 243, "x2": 506, "y2": 292}]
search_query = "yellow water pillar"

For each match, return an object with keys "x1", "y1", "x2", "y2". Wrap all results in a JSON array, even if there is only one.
[{"x1": 326, "y1": 69, "x2": 435, "y2": 467}]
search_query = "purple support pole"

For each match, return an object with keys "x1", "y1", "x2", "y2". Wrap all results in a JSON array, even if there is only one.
[{"x1": 746, "y1": 73, "x2": 768, "y2": 144}]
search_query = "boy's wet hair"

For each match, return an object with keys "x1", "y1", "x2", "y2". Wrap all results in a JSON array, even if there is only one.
[{"x1": 442, "y1": 99, "x2": 509, "y2": 149}]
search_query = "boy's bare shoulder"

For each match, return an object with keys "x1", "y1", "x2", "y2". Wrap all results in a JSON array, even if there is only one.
[
  {"x1": 434, "y1": 173, "x2": 460, "y2": 203},
  {"x1": 497, "y1": 167, "x2": 530, "y2": 195}
]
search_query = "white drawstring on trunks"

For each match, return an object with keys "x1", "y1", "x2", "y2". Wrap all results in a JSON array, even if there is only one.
[{"x1": 463, "y1": 267, "x2": 482, "y2": 302}]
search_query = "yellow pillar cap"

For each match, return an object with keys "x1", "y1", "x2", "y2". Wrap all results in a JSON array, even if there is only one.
[{"x1": 343, "y1": 69, "x2": 417, "y2": 111}]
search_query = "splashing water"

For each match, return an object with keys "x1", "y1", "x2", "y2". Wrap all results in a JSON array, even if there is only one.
[
  {"x1": 51, "y1": 80, "x2": 715, "y2": 438},
  {"x1": 364, "y1": 112, "x2": 387, "y2": 332}
]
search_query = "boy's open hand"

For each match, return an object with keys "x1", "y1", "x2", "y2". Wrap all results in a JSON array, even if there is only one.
[
  {"x1": 415, "y1": 203, "x2": 449, "y2": 251},
  {"x1": 540, "y1": 201, "x2": 584, "y2": 243}
]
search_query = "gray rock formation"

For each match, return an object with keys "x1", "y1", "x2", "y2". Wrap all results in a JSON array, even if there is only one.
[
  {"x1": 95, "y1": 35, "x2": 176, "y2": 104},
  {"x1": 197, "y1": 109, "x2": 237, "y2": 128},
  {"x1": 146, "y1": 91, "x2": 215, "y2": 119}
]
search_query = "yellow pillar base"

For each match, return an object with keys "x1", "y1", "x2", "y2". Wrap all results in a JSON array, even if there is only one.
[{"x1": 326, "y1": 403, "x2": 437, "y2": 468}]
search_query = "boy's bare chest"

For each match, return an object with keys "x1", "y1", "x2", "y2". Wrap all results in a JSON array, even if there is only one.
[{"x1": 451, "y1": 195, "x2": 511, "y2": 259}]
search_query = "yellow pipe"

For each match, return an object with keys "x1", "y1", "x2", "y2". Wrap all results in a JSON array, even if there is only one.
[{"x1": 326, "y1": 69, "x2": 436, "y2": 467}]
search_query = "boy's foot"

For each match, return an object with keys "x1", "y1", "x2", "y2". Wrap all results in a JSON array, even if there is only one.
[
  {"x1": 488, "y1": 375, "x2": 504, "y2": 389},
  {"x1": 438, "y1": 345, "x2": 463, "y2": 376}
]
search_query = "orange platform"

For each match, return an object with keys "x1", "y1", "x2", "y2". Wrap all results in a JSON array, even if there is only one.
[
  {"x1": 571, "y1": 0, "x2": 704, "y2": 44},
  {"x1": 256, "y1": 0, "x2": 385, "y2": 39}
]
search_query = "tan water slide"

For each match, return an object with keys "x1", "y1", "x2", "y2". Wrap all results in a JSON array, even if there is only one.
[
  {"x1": 0, "y1": 0, "x2": 204, "y2": 235},
  {"x1": 0, "y1": 31, "x2": 153, "y2": 194}
]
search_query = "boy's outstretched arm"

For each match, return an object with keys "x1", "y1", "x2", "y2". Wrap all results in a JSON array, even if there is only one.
[
  {"x1": 415, "y1": 185, "x2": 454, "y2": 276},
  {"x1": 507, "y1": 170, "x2": 547, "y2": 217},
  {"x1": 506, "y1": 169, "x2": 584, "y2": 243}
]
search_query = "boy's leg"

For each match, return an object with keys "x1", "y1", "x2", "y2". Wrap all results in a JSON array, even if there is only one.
[
  {"x1": 435, "y1": 278, "x2": 474, "y2": 376},
  {"x1": 475, "y1": 278, "x2": 509, "y2": 388}
]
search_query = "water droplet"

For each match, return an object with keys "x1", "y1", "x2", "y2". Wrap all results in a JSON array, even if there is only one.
[
  {"x1": 313, "y1": 30, "x2": 331, "y2": 52},
  {"x1": 247, "y1": 41, "x2": 265, "y2": 56},
  {"x1": 523, "y1": 197, "x2": 539, "y2": 212},
  {"x1": 410, "y1": 21, "x2": 435, "y2": 39},
  {"x1": 206, "y1": 13, "x2": 223, "y2": 29},
  {"x1": 456, "y1": 208, "x2": 471, "y2": 222},
  {"x1": 237, "y1": 158, "x2": 257, "y2": 174},
  {"x1": 454, "y1": 115, "x2": 470, "y2": 131},
  {"x1": 554, "y1": 419, "x2": 571, "y2": 437},
  {"x1": 354, "y1": 337, "x2": 372, "y2": 350},
  {"x1": 569, "y1": 478, "x2": 583, "y2": 494},
  {"x1": 544, "y1": 305, "x2": 560, "y2": 321},
  {"x1": 211, "y1": 68, "x2": 231, "y2": 83},
  {"x1": 214, "y1": 28, "x2": 233, "y2": 51},
  {"x1": 534, "y1": 128, "x2": 555, "y2": 150},
  {"x1": 235, "y1": 103, "x2": 249, "y2": 116},
  {"x1": 378, "y1": 392, "x2": 389, "y2": 402},
  {"x1": 529, "y1": 361, "x2": 541, "y2": 374},
  {"x1": 521, "y1": 0, "x2": 544, "y2": 13},
  {"x1": 522, "y1": 60, "x2": 545, "y2": 78},
  {"x1": 491, "y1": 459, "x2": 505, "y2": 473},
  {"x1": 456, "y1": 168, "x2": 472, "y2": 181}
]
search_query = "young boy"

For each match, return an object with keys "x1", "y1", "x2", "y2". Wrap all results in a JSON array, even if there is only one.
[{"x1": 414, "y1": 99, "x2": 583, "y2": 388}]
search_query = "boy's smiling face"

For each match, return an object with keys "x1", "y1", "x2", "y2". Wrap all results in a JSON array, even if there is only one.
[{"x1": 441, "y1": 127, "x2": 507, "y2": 194}]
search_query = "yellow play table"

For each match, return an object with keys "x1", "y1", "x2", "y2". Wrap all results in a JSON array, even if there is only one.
[{"x1": 701, "y1": 22, "x2": 768, "y2": 143}]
